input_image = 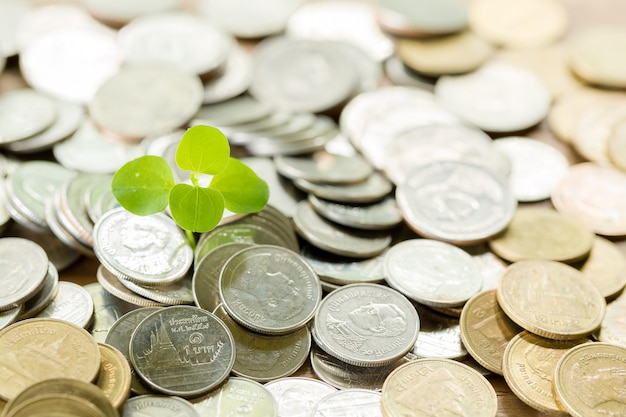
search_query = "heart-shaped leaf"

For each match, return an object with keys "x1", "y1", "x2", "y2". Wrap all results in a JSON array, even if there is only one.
[
  {"x1": 210, "y1": 158, "x2": 269, "y2": 213},
  {"x1": 169, "y1": 183, "x2": 225, "y2": 232},
  {"x1": 176, "y1": 125, "x2": 230, "y2": 175}
]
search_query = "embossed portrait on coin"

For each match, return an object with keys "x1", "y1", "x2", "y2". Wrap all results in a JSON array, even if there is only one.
[
  {"x1": 396, "y1": 367, "x2": 466, "y2": 417},
  {"x1": 577, "y1": 366, "x2": 626, "y2": 413},
  {"x1": 120, "y1": 221, "x2": 168, "y2": 257}
]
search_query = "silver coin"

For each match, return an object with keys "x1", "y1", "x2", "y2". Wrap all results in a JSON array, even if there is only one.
[
  {"x1": 411, "y1": 302, "x2": 467, "y2": 360},
  {"x1": 286, "y1": 0, "x2": 393, "y2": 62},
  {"x1": 377, "y1": 0, "x2": 468, "y2": 35},
  {"x1": 308, "y1": 194, "x2": 402, "y2": 231},
  {"x1": 294, "y1": 171, "x2": 393, "y2": 204},
  {"x1": 105, "y1": 306, "x2": 162, "y2": 394},
  {"x1": 129, "y1": 306, "x2": 235, "y2": 397},
  {"x1": 384, "y1": 239, "x2": 484, "y2": 307},
  {"x1": 332, "y1": 41, "x2": 383, "y2": 92},
  {"x1": 82, "y1": 0, "x2": 183, "y2": 26},
  {"x1": 225, "y1": 112, "x2": 293, "y2": 144},
  {"x1": 462, "y1": 244, "x2": 507, "y2": 291},
  {"x1": 84, "y1": 282, "x2": 137, "y2": 343},
  {"x1": 118, "y1": 12, "x2": 233, "y2": 76},
  {"x1": 293, "y1": 200, "x2": 392, "y2": 258},
  {"x1": 83, "y1": 174, "x2": 114, "y2": 224},
  {"x1": 245, "y1": 124, "x2": 338, "y2": 157},
  {"x1": 119, "y1": 273, "x2": 194, "y2": 306},
  {"x1": 382, "y1": 124, "x2": 510, "y2": 186},
  {"x1": 4, "y1": 100, "x2": 84, "y2": 154},
  {"x1": 199, "y1": 0, "x2": 304, "y2": 38},
  {"x1": 494, "y1": 136, "x2": 570, "y2": 202},
  {"x1": 192, "y1": 95, "x2": 273, "y2": 128},
  {"x1": 89, "y1": 64, "x2": 204, "y2": 141},
  {"x1": 214, "y1": 304, "x2": 311, "y2": 382},
  {"x1": 19, "y1": 27, "x2": 119, "y2": 103},
  {"x1": 383, "y1": 56, "x2": 436, "y2": 91},
  {"x1": 203, "y1": 45, "x2": 253, "y2": 104},
  {"x1": 309, "y1": 344, "x2": 410, "y2": 391},
  {"x1": 313, "y1": 283, "x2": 420, "y2": 367},
  {"x1": 52, "y1": 119, "x2": 142, "y2": 174},
  {"x1": 45, "y1": 197, "x2": 93, "y2": 257},
  {"x1": 219, "y1": 244, "x2": 321, "y2": 335},
  {"x1": 122, "y1": 395, "x2": 200, "y2": 417},
  {"x1": 191, "y1": 377, "x2": 277, "y2": 417},
  {"x1": 0, "y1": 306, "x2": 20, "y2": 331},
  {"x1": 274, "y1": 150, "x2": 372, "y2": 184},
  {"x1": 300, "y1": 244, "x2": 386, "y2": 286},
  {"x1": 435, "y1": 62, "x2": 551, "y2": 132},
  {"x1": 310, "y1": 388, "x2": 382, "y2": 417},
  {"x1": 236, "y1": 210, "x2": 299, "y2": 252},
  {"x1": 18, "y1": 262, "x2": 59, "y2": 320},
  {"x1": 0, "y1": 0, "x2": 31, "y2": 57},
  {"x1": 249, "y1": 37, "x2": 359, "y2": 114},
  {"x1": 396, "y1": 160, "x2": 517, "y2": 245},
  {"x1": 233, "y1": 112, "x2": 318, "y2": 144},
  {"x1": 93, "y1": 208, "x2": 193, "y2": 286},
  {"x1": 0, "y1": 237, "x2": 49, "y2": 311},
  {"x1": 96, "y1": 264, "x2": 167, "y2": 308},
  {"x1": 264, "y1": 377, "x2": 337, "y2": 417},
  {"x1": 34, "y1": 280, "x2": 94, "y2": 328},
  {"x1": 0, "y1": 89, "x2": 57, "y2": 143}
]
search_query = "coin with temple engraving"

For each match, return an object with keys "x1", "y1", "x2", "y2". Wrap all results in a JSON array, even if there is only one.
[
  {"x1": 314, "y1": 283, "x2": 419, "y2": 367},
  {"x1": 129, "y1": 305, "x2": 235, "y2": 397}
]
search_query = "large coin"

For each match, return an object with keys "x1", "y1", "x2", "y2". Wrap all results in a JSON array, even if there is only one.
[
  {"x1": 129, "y1": 306, "x2": 235, "y2": 397},
  {"x1": 219, "y1": 245, "x2": 321, "y2": 335},
  {"x1": 34, "y1": 280, "x2": 94, "y2": 328},
  {"x1": 313, "y1": 283, "x2": 419, "y2": 367}
]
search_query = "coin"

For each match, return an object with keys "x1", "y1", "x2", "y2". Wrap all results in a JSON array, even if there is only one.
[
  {"x1": 459, "y1": 289, "x2": 522, "y2": 375},
  {"x1": 264, "y1": 377, "x2": 337, "y2": 417},
  {"x1": 0, "y1": 318, "x2": 101, "y2": 401},
  {"x1": 34, "y1": 281, "x2": 94, "y2": 328},
  {"x1": 594, "y1": 289, "x2": 626, "y2": 347},
  {"x1": 93, "y1": 208, "x2": 193, "y2": 286},
  {"x1": 293, "y1": 171, "x2": 393, "y2": 204},
  {"x1": 497, "y1": 259, "x2": 606, "y2": 340},
  {"x1": 383, "y1": 56, "x2": 437, "y2": 91},
  {"x1": 463, "y1": 244, "x2": 507, "y2": 291},
  {"x1": 313, "y1": 283, "x2": 419, "y2": 367},
  {"x1": 608, "y1": 118, "x2": 626, "y2": 171},
  {"x1": 274, "y1": 150, "x2": 372, "y2": 185},
  {"x1": 0, "y1": 0, "x2": 31, "y2": 58},
  {"x1": 572, "y1": 99, "x2": 626, "y2": 165},
  {"x1": 214, "y1": 304, "x2": 310, "y2": 382},
  {"x1": 377, "y1": 0, "x2": 468, "y2": 36},
  {"x1": 381, "y1": 358, "x2": 497, "y2": 417},
  {"x1": 552, "y1": 162, "x2": 626, "y2": 236},
  {"x1": 95, "y1": 343, "x2": 131, "y2": 409},
  {"x1": 310, "y1": 389, "x2": 382, "y2": 417},
  {"x1": 570, "y1": 27, "x2": 626, "y2": 89},
  {"x1": 488, "y1": 206, "x2": 594, "y2": 264},
  {"x1": 411, "y1": 301, "x2": 467, "y2": 360},
  {"x1": 82, "y1": 0, "x2": 183, "y2": 27},
  {"x1": 579, "y1": 237, "x2": 626, "y2": 300},
  {"x1": 0, "y1": 89, "x2": 56, "y2": 144},
  {"x1": 384, "y1": 239, "x2": 484, "y2": 308},
  {"x1": 84, "y1": 282, "x2": 137, "y2": 343},
  {"x1": 190, "y1": 377, "x2": 277, "y2": 417},
  {"x1": 435, "y1": 62, "x2": 551, "y2": 133},
  {"x1": 123, "y1": 395, "x2": 199, "y2": 417},
  {"x1": 396, "y1": 160, "x2": 517, "y2": 245},
  {"x1": 308, "y1": 194, "x2": 402, "y2": 231},
  {"x1": 219, "y1": 244, "x2": 321, "y2": 335},
  {"x1": 3, "y1": 394, "x2": 110, "y2": 417},
  {"x1": 502, "y1": 331, "x2": 590, "y2": 415},
  {"x1": 0, "y1": 237, "x2": 49, "y2": 311},
  {"x1": 129, "y1": 306, "x2": 235, "y2": 397},
  {"x1": 0, "y1": 307, "x2": 20, "y2": 332},
  {"x1": 96, "y1": 265, "x2": 166, "y2": 308},
  {"x1": 553, "y1": 342, "x2": 626, "y2": 417},
  {"x1": 202, "y1": 45, "x2": 253, "y2": 105},
  {"x1": 193, "y1": 96, "x2": 273, "y2": 127}
]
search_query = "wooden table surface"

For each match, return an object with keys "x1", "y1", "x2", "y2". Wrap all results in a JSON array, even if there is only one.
[{"x1": 3, "y1": 0, "x2": 626, "y2": 415}]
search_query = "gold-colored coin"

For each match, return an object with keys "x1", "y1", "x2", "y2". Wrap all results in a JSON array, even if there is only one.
[
  {"x1": 469, "y1": 0, "x2": 568, "y2": 48},
  {"x1": 608, "y1": 118, "x2": 626, "y2": 172},
  {"x1": 3, "y1": 394, "x2": 106, "y2": 417},
  {"x1": 489, "y1": 207, "x2": 594, "y2": 264},
  {"x1": 554, "y1": 342, "x2": 626, "y2": 417},
  {"x1": 594, "y1": 288, "x2": 626, "y2": 348},
  {"x1": 580, "y1": 236, "x2": 626, "y2": 300},
  {"x1": 459, "y1": 289, "x2": 521, "y2": 375},
  {"x1": 497, "y1": 260, "x2": 606, "y2": 340},
  {"x1": 395, "y1": 31, "x2": 493, "y2": 76},
  {"x1": 381, "y1": 358, "x2": 497, "y2": 417},
  {"x1": 502, "y1": 331, "x2": 590, "y2": 415},
  {"x1": 0, "y1": 318, "x2": 101, "y2": 401},
  {"x1": 570, "y1": 27, "x2": 626, "y2": 88},
  {"x1": 95, "y1": 343, "x2": 131, "y2": 409}
]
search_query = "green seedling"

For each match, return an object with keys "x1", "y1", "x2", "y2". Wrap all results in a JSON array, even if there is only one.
[{"x1": 111, "y1": 125, "x2": 269, "y2": 247}]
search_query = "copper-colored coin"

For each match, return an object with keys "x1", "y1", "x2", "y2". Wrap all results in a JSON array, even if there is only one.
[
  {"x1": 497, "y1": 260, "x2": 606, "y2": 340},
  {"x1": 0, "y1": 318, "x2": 101, "y2": 401},
  {"x1": 459, "y1": 289, "x2": 521, "y2": 375},
  {"x1": 95, "y1": 343, "x2": 131, "y2": 409}
]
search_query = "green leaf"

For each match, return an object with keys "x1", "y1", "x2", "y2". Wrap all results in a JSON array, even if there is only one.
[
  {"x1": 111, "y1": 155, "x2": 175, "y2": 215},
  {"x1": 176, "y1": 125, "x2": 230, "y2": 175},
  {"x1": 210, "y1": 158, "x2": 269, "y2": 213},
  {"x1": 169, "y1": 183, "x2": 225, "y2": 232}
]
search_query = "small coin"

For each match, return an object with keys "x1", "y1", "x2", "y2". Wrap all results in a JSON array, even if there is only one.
[
  {"x1": 435, "y1": 62, "x2": 551, "y2": 133},
  {"x1": 95, "y1": 343, "x2": 131, "y2": 409},
  {"x1": 193, "y1": 95, "x2": 273, "y2": 127},
  {"x1": 0, "y1": 237, "x2": 49, "y2": 311},
  {"x1": 0, "y1": 318, "x2": 101, "y2": 401},
  {"x1": 570, "y1": 27, "x2": 626, "y2": 89},
  {"x1": 313, "y1": 283, "x2": 419, "y2": 367},
  {"x1": 396, "y1": 160, "x2": 517, "y2": 245},
  {"x1": 129, "y1": 306, "x2": 235, "y2": 397},
  {"x1": 502, "y1": 331, "x2": 590, "y2": 415},
  {"x1": 552, "y1": 162, "x2": 626, "y2": 236},
  {"x1": 123, "y1": 395, "x2": 199, "y2": 417},
  {"x1": 214, "y1": 304, "x2": 310, "y2": 382},
  {"x1": 459, "y1": 289, "x2": 522, "y2": 375},
  {"x1": 463, "y1": 244, "x2": 507, "y2": 291},
  {"x1": 572, "y1": 99, "x2": 626, "y2": 165},
  {"x1": 202, "y1": 45, "x2": 253, "y2": 105},
  {"x1": 219, "y1": 244, "x2": 321, "y2": 335},
  {"x1": 497, "y1": 259, "x2": 606, "y2": 340},
  {"x1": 411, "y1": 302, "x2": 467, "y2": 360},
  {"x1": 265, "y1": 377, "x2": 337, "y2": 417},
  {"x1": 274, "y1": 150, "x2": 372, "y2": 185},
  {"x1": 34, "y1": 280, "x2": 94, "y2": 328},
  {"x1": 190, "y1": 377, "x2": 277, "y2": 417},
  {"x1": 308, "y1": 194, "x2": 402, "y2": 231},
  {"x1": 310, "y1": 389, "x2": 382, "y2": 417},
  {"x1": 0, "y1": 89, "x2": 56, "y2": 144},
  {"x1": 553, "y1": 342, "x2": 626, "y2": 417},
  {"x1": 293, "y1": 171, "x2": 392, "y2": 204},
  {"x1": 0, "y1": 307, "x2": 21, "y2": 332},
  {"x1": 469, "y1": 0, "x2": 568, "y2": 48},
  {"x1": 84, "y1": 282, "x2": 137, "y2": 343},
  {"x1": 381, "y1": 358, "x2": 497, "y2": 417},
  {"x1": 96, "y1": 265, "x2": 166, "y2": 308},
  {"x1": 384, "y1": 239, "x2": 484, "y2": 308},
  {"x1": 594, "y1": 289, "x2": 626, "y2": 347},
  {"x1": 120, "y1": 273, "x2": 194, "y2": 306},
  {"x1": 580, "y1": 237, "x2": 626, "y2": 300},
  {"x1": 488, "y1": 206, "x2": 594, "y2": 264},
  {"x1": 377, "y1": 0, "x2": 468, "y2": 36}
]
